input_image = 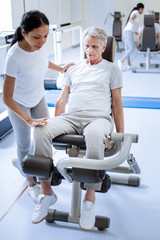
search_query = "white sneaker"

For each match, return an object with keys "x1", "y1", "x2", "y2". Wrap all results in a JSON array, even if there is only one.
[
  {"x1": 28, "y1": 185, "x2": 41, "y2": 204},
  {"x1": 117, "y1": 60, "x2": 125, "y2": 71},
  {"x1": 12, "y1": 158, "x2": 25, "y2": 177},
  {"x1": 32, "y1": 191, "x2": 57, "y2": 224},
  {"x1": 126, "y1": 65, "x2": 133, "y2": 70},
  {"x1": 79, "y1": 200, "x2": 95, "y2": 231}
]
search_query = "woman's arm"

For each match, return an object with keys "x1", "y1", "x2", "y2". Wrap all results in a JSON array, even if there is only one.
[
  {"x1": 55, "y1": 85, "x2": 70, "y2": 116},
  {"x1": 137, "y1": 32, "x2": 142, "y2": 47},
  {"x1": 3, "y1": 75, "x2": 48, "y2": 127},
  {"x1": 48, "y1": 61, "x2": 74, "y2": 73},
  {"x1": 129, "y1": 14, "x2": 141, "y2": 28}
]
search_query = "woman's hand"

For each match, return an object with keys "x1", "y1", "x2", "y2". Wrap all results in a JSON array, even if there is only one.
[
  {"x1": 60, "y1": 62, "x2": 75, "y2": 73},
  {"x1": 26, "y1": 117, "x2": 49, "y2": 127}
]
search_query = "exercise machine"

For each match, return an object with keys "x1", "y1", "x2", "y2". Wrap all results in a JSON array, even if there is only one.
[
  {"x1": 0, "y1": 32, "x2": 14, "y2": 139},
  {"x1": 133, "y1": 15, "x2": 160, "y2": 73},
  {"x1": 155, "y1": 12, "x2": 160, "y2": 24},
  {"x1": 0, "y1": 92, "x2": 12, "y2": 140},
  {"x1": 23, "y1": 132, "x2": 140, "y2": 231},
  {"x1": 104, "y1": 12, "x2": 125, "y2": 52},
  {"x1": 112, "y1": 12, "x2": 125, "y2": 52}
]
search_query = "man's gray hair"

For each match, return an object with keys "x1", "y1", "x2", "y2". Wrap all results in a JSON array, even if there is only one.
[{"x1": 83, "y1": 26, "x2": 107, "y2": 46}]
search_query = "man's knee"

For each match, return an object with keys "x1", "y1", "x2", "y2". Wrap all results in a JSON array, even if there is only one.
[
  {"x1": 34, "y1": 125, "x2": 51, "y2": 145},
  {"x1": 85, "y1": 131, "x2": 107, "y2": 149},
  {"x1": 34, "y1": 125, "x2": 47, "y2": 137}
]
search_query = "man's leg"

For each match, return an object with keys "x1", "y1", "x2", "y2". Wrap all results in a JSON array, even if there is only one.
[{"x1": 79, "y1": 118, "x2": 112, "y2": 230}]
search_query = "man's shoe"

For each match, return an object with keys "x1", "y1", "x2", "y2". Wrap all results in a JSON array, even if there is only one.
[
  {"x1": 79, "y1": 200, "x2": 95, "y2": 231},
  {"x1": 32, "y1": 191, "x2": 57, "y2": 224},
  {"x1": 12, "y1": 158, "x2": 25, "y2": 177},
  {"x1": 28, "y1": 185, "x2": 41, "y2": 204}
]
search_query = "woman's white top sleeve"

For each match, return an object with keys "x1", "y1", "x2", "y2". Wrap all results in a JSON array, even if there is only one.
[{"x1": 124, "y1": 10, "x2": 140, "y2": 33}]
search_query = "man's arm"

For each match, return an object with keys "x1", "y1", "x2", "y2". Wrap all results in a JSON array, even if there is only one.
[
  {"x1": 111, "y1": 88, "x2": 124, "y2": 133},
  {"x1": 55, "y1": 85, "x2": 70, "y2": 116},
  {"x1": 157, "y1": 32, "x2": 160, "y2": 48}
]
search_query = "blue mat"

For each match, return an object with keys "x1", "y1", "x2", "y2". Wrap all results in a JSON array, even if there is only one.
[
  {"x1": 45, "y1": 90, "x2": 160, "y2": 110},
  {"x1": 45, "y1": 90, "x2": 62, "y2": 107},
  {"x1": 122, "y1": 96, "x2": 160, "y2": 109}
]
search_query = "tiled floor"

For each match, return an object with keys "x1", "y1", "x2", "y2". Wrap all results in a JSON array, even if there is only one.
[{"x1": 0, "y1": 46, "x2": 160, "y2": 240}]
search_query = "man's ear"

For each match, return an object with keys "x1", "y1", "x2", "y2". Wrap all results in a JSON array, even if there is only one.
[{"x1": 103, "y1": 44, "x2": 107, "y2": 52}]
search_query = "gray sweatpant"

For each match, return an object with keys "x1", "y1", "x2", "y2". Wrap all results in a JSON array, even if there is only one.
[
  {"x1": 122, "y1": 30, "x2": 135, "y2": 63},
  {"x1": 7, "y1": 97, "x2": 49, "y2": 179},
  {"x1": 34, "y1": 111, "x2": 112, "y2": 190}
]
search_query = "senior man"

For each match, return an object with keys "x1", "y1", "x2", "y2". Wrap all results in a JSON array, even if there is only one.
[{"x1": 32, "y1": 26, "x2": 124, "y2": 230}]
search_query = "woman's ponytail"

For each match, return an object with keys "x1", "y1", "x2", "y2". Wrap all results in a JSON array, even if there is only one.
[
  {"x1": 126, "y1": 3, "x2": 144, "y2": 25},
  {"x1": 10, "y1": 27, "x2": 23, "y2": 47}
]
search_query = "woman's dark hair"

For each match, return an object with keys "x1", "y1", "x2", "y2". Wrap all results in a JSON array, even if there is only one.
[
  {"x1": 126, "y1": 3, "x2": 144, "y2": 24},
  {"x1": 11, "y1": 10, "x2": 49, "y2": 47}
]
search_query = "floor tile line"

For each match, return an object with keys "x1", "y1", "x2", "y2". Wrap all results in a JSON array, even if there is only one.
[{"x1": 0, "y1": 185, "x2": 28, "y2": 223}]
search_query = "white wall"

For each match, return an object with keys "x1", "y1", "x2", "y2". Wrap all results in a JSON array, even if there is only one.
[
  {"x1": 0, "y1": 0, "x2": 12, "y2": 31},
  {"x1": 10, "y1": 0, "x2": 83, "y2": 55},
  {"x1": 11, "y1": 0, "x2": 82, "y2": 29},
  {"x1": 87, "y1": 0, "x2": 115, "y2": 36}
]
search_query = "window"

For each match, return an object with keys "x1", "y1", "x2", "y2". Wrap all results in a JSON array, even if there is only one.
[{"x1": 0, "y1": 0, "x2": 12, "y2": 31}]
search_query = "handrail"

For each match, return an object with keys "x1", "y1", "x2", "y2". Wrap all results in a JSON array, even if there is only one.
[{"x1": 56, "y1": 133, "x2": 138, "y2": 182}]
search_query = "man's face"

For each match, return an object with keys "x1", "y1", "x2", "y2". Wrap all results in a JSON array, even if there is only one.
[{"x1": 84, "y1": 35, "x2": 106, "y2": 64}]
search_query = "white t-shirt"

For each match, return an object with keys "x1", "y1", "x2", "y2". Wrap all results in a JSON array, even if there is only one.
[
  {"x1": 4, "y1": 42, "x2": 48, "y2": 107},
  {"x1": 63, "y1": 59, "x2": 123, "y2": 117},
  {"x1": 138, "y1": 23, "x2": 160, "y2": 44},
  {"x1": 124, "y1": 10, "x2": 140, "y2": 33}
]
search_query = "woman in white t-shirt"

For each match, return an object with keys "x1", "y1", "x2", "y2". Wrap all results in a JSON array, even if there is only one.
[
  {"x1": 3, "y1": 11, "x2": 73, "y2": 204},
  {"x1": 118, "y1": 3, "x2": 144, "y2": 70}
]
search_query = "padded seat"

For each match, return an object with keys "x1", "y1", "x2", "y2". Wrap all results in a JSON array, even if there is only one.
[{"x1": 52, "y1": 134, "x2": 86, "y2": 149}]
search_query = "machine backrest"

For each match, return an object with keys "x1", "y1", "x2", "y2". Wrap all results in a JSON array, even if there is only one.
[
  {"x1": 103, "y1": 36, "x2": 115, "y2": 62},
  {"x1": 140, "y1": 15, "x2": 156, "y2": 51},
  {"x1": 113, "y1": 12, "x2": 122, "y2": 41},
  {"x1": 155, "y1": 12, "x2": 159, "y2": 24}
]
